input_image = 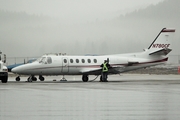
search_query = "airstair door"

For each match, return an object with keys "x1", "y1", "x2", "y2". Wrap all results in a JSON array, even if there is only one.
[{"x1": 62, "y1": 57, "x2": 69, "y2": 73}]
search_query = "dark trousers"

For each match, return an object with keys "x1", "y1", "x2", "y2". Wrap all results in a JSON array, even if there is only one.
[{"x1": 102, "y1": 72, "x2": 108, "y2": 81}]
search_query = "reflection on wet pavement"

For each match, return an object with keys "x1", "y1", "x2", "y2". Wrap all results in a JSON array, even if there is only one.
[{"x1": 0, "y1": 75, "x2": 180, "y2": 120}]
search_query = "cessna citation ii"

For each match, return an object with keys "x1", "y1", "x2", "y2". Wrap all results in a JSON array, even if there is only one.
[{"x1": 12, "y1": 28, "x2": 175, "y2": 82}]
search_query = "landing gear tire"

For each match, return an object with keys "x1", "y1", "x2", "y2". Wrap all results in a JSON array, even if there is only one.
[
  {"x1": 27, "y1": 76, "x2": 37, "y2": 82},
  {"x1": 1, "y1": 76, "x2": 8, "y2": 83},
  {"x1": 32, "y1": 76, "x2": 37, "y2": 81},
  {"x1": 16, "y1": 76, "x2": 20, "y2": 81},
  {"x1": 39, "y1": 75, "x2": 45, "y2": 81},
  {"x1": 27, "y1": 77, "x2": 32, "y2": 82},
  {"x1": 82, "y1": 75, "x2": 88, "y2": 82}
]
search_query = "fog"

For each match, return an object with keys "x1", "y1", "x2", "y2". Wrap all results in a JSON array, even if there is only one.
[
  {"x1": 0, "y1": 0, "x2": 163, "y2": 24},
  {"x1": 0, "y1": 0, "x2": 179, "y2": 62}
]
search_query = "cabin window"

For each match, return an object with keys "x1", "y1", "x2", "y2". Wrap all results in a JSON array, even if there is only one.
[
  {"x1": 47, "y1": 57, "x2": 52, "y2": 64},
  {"x1": 94, "y1": 59, "x2": 97, "y2": 63},
  {"x1": 70, "y1": 59, "x2": 73, "y2": 63},
  {"x1": 82, "y1": 59, "x2": 85, "y2": 63},
  {"x1": 64, "y1": 59, "x2": 67, "y2": 63},
  {"x1": 76, "y1": 59, "x2": 79, "y2": 63},
  {"x1": 88, "y1": 59, "x2": 91, "y2": 63}
]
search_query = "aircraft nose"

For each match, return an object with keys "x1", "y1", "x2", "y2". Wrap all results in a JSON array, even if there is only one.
[
  {"x1": 11, "y1": 67, "x2": 20, "y2": 73},
  {"x1": 11, "y1": 66, "x2": 24, "y2": 74},
  {"x1": 11, "y1": 63, "x2": 35, "y2": 74}
]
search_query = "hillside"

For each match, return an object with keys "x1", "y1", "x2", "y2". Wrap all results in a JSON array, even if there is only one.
[
  {"x1": 116, "y1": 0, "x2": 180, "y2": 33},
  {"x1": 0, "y1": 0, "x2": 180, "y2": 62},
  {"x1": 123, "y1": 0, "x2": 180, "y2": 20},
  {"x1": 0, "y1": 10, "x2": 58, "y2": 29},
  {"x1": 111, "y1": 0, "x2": 180, "y2": 56}
]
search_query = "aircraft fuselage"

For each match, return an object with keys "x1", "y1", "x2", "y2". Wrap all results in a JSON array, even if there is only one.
[{"x1": 12, "y1": 53, "x2": 167, "y2": 76}]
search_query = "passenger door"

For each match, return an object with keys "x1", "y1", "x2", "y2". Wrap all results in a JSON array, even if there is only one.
[{"x1": 62, "y1": 57, "x2": 69, "y2": 73}]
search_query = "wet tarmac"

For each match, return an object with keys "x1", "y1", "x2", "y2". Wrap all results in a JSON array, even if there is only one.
[{"x1": 1, "y1": 74, "x2": 180, "y2": 120}]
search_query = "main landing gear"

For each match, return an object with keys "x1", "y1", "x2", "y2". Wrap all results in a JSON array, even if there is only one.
[
  {"x1": 82, "y1": 75, "x2": 88, "y2": 82},
  {"x1": 82, "y1": 75, "x2": 100, "y2": 82},
  {"x1": 15, "y1": 75, "x2": 45, "y2": 82}
]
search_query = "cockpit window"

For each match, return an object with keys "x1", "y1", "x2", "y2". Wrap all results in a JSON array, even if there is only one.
[
  {"x1": 38, "y1": 57, "x2": 45, "y2": 63},
  {"x1": 47, "y1": 57, "x2": 52, "y2": 64},
  {"x1": 37, "y1": 56, "x2": 52, "y2": 64},
  {"x1": 41, "y1": 57, "x2": 47, "y2": 64}
]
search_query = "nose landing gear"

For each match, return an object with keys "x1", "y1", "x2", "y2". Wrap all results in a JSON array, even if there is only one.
[
  {"x1": 15, "y1": 76, "x2": 20, "y2": 81},
  {"x1": 39, "y1": 75, "x2": 45, "y2": 81},
  {"x1": 27, "y1": 76, "x2": 37, "y2": 82}
]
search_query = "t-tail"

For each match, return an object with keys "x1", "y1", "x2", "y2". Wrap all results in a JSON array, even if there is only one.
[{"x1": 148, "y1": 28, "x2": 175, "y2": 56}]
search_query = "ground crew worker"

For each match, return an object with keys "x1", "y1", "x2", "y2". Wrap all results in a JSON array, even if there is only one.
[{"x1": 100, "y1": 60, "x2": 110, "y2": 82}]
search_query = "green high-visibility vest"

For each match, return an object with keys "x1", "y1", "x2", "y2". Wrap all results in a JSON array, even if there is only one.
[{"x1": 102, "y1": 62, "x2": 108, "y2": 72}]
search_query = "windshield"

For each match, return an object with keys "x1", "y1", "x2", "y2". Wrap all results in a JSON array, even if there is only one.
[
  {"x1": 47, "y1": 57, "x2": 52, "y2": 64},
  {"x1": 36, "y1": 56, "x2": 52, "y2": 64}
]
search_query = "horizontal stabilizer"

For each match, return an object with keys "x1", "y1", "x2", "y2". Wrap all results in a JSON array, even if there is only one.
[
  {"x1": 149, "y1": 48, "x2": 172, "y2": 55},
  {"x1": 81, "y1": 66, "x2": 124, "y2": 75}
]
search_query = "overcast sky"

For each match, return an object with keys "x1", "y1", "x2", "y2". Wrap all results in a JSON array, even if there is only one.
[
  {"x1": 3, "y1": 0, "x2": 179, "y2": 64},
  {"x1": 0, "y1": 0, "x2": 164, "y2": 23}
]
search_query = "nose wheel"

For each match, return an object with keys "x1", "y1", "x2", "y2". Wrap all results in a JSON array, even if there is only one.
[
  {"x1": 15, "y1": 75, "x2": 43, "y2": 82},
  {"x1": 15, "y1": 76, "x2": 20, "y2": 81},
  {"x1": 27, "y1": 76, "x2": 37, "y2": 82},
  {"x1": 39, "y1": 75, "x2": 45, "y2": 81}
]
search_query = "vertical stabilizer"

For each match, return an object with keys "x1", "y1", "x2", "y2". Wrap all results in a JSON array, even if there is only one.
[{"x1": 148, "y1": 28, "x2": 175, "y2": 55}]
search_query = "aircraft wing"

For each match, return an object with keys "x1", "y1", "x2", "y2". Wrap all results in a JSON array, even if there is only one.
[
  {"x1": 127, "y1": 59, "x2": 139, "y2": 66},
  {"x1": 149, "y1": 48, "x2": 172, "y2": 55},
  {"x1": 80, "y1": 68, "x2": 102, "y2": 75},
  {"x1": 80, "y1": 66, "x2": 124, "y2": 75}
]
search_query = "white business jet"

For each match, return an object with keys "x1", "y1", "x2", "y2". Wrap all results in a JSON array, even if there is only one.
[{"x1": 12, "y1": 28, "x2": 175, "y2": 82}]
